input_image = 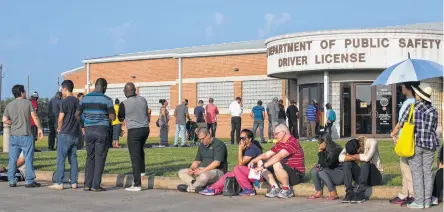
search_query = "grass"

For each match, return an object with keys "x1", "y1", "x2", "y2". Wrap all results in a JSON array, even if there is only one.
[{"x1": 0, "y1": 136, "x2": 439, "y2": 186}]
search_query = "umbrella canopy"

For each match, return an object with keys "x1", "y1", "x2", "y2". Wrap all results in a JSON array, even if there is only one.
[{"x1": 372, "y1": 58, "x2": 443, "y2": 86}]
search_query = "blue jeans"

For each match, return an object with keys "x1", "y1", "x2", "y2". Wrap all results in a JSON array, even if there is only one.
[
  {"x1": 8, "y1": 136, "x2": 35, "y2": 185},
  {"x1": 55, "y1": 134, "x2": 79, "y2": 185},
  {"x1": 174, "y1": 124, "x2": 186, "y2": 146}
]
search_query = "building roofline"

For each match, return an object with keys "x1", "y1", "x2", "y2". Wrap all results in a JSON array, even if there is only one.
[
  {"x1": 60, "y1": 66, "x2": 84, "y2": 76},
  {"x1": 172, "y1": 48, "x2": 266, "y2": 58}
]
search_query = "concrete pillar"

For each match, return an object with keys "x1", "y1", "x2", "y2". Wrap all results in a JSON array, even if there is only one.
[
  {"x1": 3, "y1": 124, "x2": 9, "y2": 152},
  {"x1": 323, "y1": 71, "x2": 329, "y2": 122}
]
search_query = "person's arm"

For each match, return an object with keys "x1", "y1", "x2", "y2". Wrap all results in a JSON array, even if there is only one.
[
  {"x1": 286, "y1": 107, "x2": 290, "y2": 118},
  {"x1": 147, "y1": 108, "x2": 151, "y2": 123},
  {"x1": 250, "y1": 109, "x2": 254, "y2": 118},
  {"x1": 194, "y1": 108, "x2": 198, "y2": 119},
  {"x1": 57, "y1": 113, "x2": 65, "y2": 132},
  {"x1": 262, "y1": 111, "x2": 265, "y2": 120},
  {"x1": 186, "y1": 107, "x2": 191, "y2": 120},
  {"x1": 237, "y1": 144, "x2": 253, "y2": 166},
  {"x1": 262, "y1": 149, "x2": 290, "y2": 169},
  {"x1": 47, "y1": 101, "x2": 53, "y2": 123},
  {"x1": 107, "y1": 99, "x2": 116, "y2": 121},
  {"x1": 190, "y1": 161, "x2": 201, "y2": 170},
  {"x1": 31, "y1": 111, "x2": 43, "y2": 140},
  {"x1": 2, "y1": 106, "x2": 11, "y2": 125},
  {"x1": 118, "y1": 103, "x2": 125, "y2": 122},
  {"x1": 392, "y1": 104, "x2": 413, "y2": 137},
  {"x1": 202, "y1": 110, "x2": 206, "y2": 123},
  {"x1": 161, "y1": 108, "x2": 166, "y2": 118},
  {"x1": 249, "y1": 150, "x2": 276, "y2": 168},
  {"x1": 359, "y1": 139, "x2": 377, "y2": 162}
]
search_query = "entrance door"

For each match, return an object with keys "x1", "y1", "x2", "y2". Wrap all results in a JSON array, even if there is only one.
[
  {"x1": 353, "y1": 83, "x2": 395, "y2": 137},
  {"x1": 299, "y1": 84, "x2": 323, "y2": 139}
]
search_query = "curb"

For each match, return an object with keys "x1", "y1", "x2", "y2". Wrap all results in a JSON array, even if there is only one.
[{"x1": 35, "y1": 171, "x2": 400, "y2": 200}]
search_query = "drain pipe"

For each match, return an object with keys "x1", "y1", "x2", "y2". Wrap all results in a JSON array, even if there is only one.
[{"x1": 178, "y1": 57, "x2": 182, "y2": 103}]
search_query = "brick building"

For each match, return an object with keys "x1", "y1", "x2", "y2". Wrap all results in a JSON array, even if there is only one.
[{"x1": 62, "y1": 22, "x2": 443, "y2": 139}]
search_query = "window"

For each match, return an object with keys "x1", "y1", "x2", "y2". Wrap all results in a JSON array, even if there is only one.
[
  {"x1": 105, "y1": 87, "x2": 126, "y2": 103},
  {"x1": 138, "y1": 86, "x2": 171, "y2": 112},
  {"x1": 242, "y1": 80, "x2": 282, "y2": 109},
  {"x1": 197, "y1": 82, "x2": 234, "y2": 108}
]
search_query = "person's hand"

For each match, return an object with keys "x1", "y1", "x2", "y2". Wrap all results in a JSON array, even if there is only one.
[
  {"x1": 254, "y1": 163, "x2": 264, "y2": 172},
  {"x1": 239, "y1": 141, "x2": 247, "y2": 151},
  {"x1": 193, "y1": 169, "x2": 204, "y2": 176},
  {"x1": 248, "y1": 161, "x2": 256, "y2": 169},
  {"x1": 82, "y1": 128, "x2": 86, "y2": 135},
  {"x1": 187, "y1": 168, "x2": 194, "y2": 175},
  {"x1": 37, "y1": 128, "x2": 44, "y2": 141}
]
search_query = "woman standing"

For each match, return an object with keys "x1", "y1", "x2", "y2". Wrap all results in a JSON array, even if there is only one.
[
  {"x1": 112, "y1": 98, "x2": 122, "y2": 148},
  {"x1": 309, "y1": 132, "x2": 343, "y2": 200},
  {"x1": 324, "y1": 103, "x2": 336, "y2": 135},
  {"x1": 159, "y1": 99, "x2": 170, "y2": 146},
  {"x1": 199, "y1": 129, "x2": 262, "y2": 196},
  {"x1": 278, "y1": 99, "x2": 286, "y2": 125},
  {"x1": 392, "y1": 83, "x2": 440, "y2": 209}
]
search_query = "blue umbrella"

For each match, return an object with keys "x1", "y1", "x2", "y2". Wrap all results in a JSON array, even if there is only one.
[{"x1": 372, "y1": 55, "x2": 443, "y2": 86}]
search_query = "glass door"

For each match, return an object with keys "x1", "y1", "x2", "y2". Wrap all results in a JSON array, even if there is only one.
[
  {"x1": 354, "y1": 84, "x2": 373, "y2": 135},
  {"x1": 299, "y1": 84, "x2": 324, "y2": 139},
  {"x1": 375, "y1": 85, "x2": 393, "y2": 135}
]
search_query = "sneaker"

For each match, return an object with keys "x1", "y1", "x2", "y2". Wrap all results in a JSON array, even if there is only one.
[
  {"x1": 25, "y1": 182, "x2": 41, "y2": 188},
  {"x1": 424, "y1": 203, "x2": 431, "y2": 209},
  {"x1": 194, "y1": 186, "x2": 205, "y2": 193},
  {"x1": 265, "y1": 186, "x2": 281, "y2": 198},
  {"x1": 389, "y1": 196, "x2": 406, "y2": 204},
  {"x1": 125, "y1": 186, "x2": 142, "y2": 192},
  {"x1": 342, "y1": 192, "x2": 354, "y2": 203},
  {"x1": 71, "y1": 184, "x2": 78, "y2": 189},
  {"x1": 173, "y1": 145, "x2": 179, "y2": 147},
  {"x1": 91, "y1": 187, "x2": 106, "y2": 192},
  {"x1": 34, "y1": 148, "x2": 41, "y2": 152},
  {"x1": 141, "y1": 173, "x2": 146, "y2": 177},
  {"x1": 199, "y1": 187, "x2": 216, "y2": 196},
  {"x1": 177, "y1": 184, "x2": 188, "y2": 192},
  {"x1": 431, "y1": 197, "x2": 439, "y2": 206},
  {"x1": 181, "y1": 144, "x2": 189, "y2": 147},
  {"x1": 351, "y1": 192, "x2": 366, "y2": 203},
  {"x1": 277, "y1": 189, "x2": 295, "y2": 199},
  {"x1": 48, "y1": 183, "x2": 64, "y2": 190},
  {"x1": 407, "y1": 202, "x2": 424, "y2": 209},
  {"x1": 401, "y1": 197, "x2": 415, "y2": 207},
  {"x1": 239, "y1": 188, "x2": 256, "y2": 196},
  {"x1": 9, "y1": 184, "x2": 17, "y2": 188}
]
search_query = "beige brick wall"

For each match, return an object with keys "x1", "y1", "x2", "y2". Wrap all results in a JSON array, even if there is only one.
[{"x1": 64, "y1": 68, "x2": 87, "y2": 90}]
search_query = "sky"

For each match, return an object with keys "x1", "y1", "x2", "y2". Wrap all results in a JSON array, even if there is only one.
[{"x1": 0, "y1": 0, "x2": 442, "y2": 98}]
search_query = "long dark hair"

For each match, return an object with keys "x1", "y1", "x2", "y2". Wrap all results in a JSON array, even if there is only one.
[
  {"x1": 241, "y1": 129, "x2": 263, "y2": 152},
  {"x1": 319, "y1": 132, "x2": 340, "y2": 158}
]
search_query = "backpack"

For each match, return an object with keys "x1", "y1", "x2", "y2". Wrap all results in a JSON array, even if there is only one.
[
  {"x1": 0, "y1": 169, "x2": 24, "y2": 182},
  {"x1": 222, "y1": 176, "x2": 241, "y2": 196},
  {"x1": 329, "y1": 110, "x2": 336, "y2": 122}
]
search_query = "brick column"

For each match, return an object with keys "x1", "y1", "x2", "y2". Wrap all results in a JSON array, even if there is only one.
[{"x1": 234, "y1": 81, "x2": 242, "y2": 99}]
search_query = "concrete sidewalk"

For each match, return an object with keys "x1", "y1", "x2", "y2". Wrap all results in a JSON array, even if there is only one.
[{"x1": 36, "y1": 171, "x2": 401, "y2": 200}]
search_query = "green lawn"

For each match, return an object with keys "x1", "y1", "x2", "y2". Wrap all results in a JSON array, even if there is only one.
[{"x1": 0, "y1": 136, "x2": 439, "y2": 186}]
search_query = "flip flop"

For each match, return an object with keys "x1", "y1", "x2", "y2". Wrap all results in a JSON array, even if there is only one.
[
  {"x1": 326, "y1": 196, "x2": 339, "y2": 200},
  {"x1": 308, "y1": 195, "x2": 322, "y2": 200}
]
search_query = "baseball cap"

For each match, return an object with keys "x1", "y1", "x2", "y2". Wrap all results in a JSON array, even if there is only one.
[{"x1": 31, "y1": 92, "x2": 39, "y2": 98}]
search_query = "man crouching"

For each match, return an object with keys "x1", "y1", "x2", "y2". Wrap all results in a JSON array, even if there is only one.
[
  {"x1": 249, "y1": 124, "x2": 305, "y2": 198},
  {"x1": 177, "y1": 128, "x2": 227, "y2": 193}
]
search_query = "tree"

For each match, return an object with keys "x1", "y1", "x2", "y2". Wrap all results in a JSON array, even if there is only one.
[{"x1": 0, "y1": 98, "x2": 49, "y2": 129}]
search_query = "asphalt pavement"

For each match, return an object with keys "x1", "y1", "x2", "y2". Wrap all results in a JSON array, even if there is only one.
[{"x1": 0, "y1": 183, "x2": 442, "y2": 212}]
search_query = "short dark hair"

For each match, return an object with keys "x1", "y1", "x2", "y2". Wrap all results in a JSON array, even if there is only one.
[
  {"x1": 159, "y1": 99, "x2": 166, "y2": 105},
  {"x1": 61, "y1": 80, "x2": 74, "y2": 92},
  {"x1": 403, "y1": 82, "x2": 420, "y2": 95},
  {"x1": 198, "y1": 100, "x2": 204, "y2": 104},
  {"x1": 209, "y1": 98, "x2": 214, "y2": 103},
  {"x1": 115, "y1": 98, "x2": 120, "y2": 104},
  {"x1": 77, "y1": 93, "x2": 84, "y2": 98},
  {"x1": 236, "y1": 97, "x2": 242, "y2": 101},
  {"x1": 257, "y1": 100, "x2": 262, "y2": 106},
  {"x1": 12, "y1": 85, "x2": 25, "y2": 98},
  {"x1": 95, "y1": 78, "x2": 108, "y2": 89},
  {"x1": 55, "y1": 92, "x2": 62, "y2": 99}
]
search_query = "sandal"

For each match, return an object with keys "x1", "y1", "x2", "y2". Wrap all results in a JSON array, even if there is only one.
[
  {"x1": 308, "y1": 194, "x2": 322, "y2": 200},
  {"x1": 325, "y1": 196, "x2": 339, "y2": 200}
]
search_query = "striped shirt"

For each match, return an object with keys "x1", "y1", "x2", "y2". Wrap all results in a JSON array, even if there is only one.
[
  {"x1": 305, "y1": 104, "x2": 317, "y2": 121},
  {"x1": 78, "y1": 92, "x2": 115, "y2": 127},
  {"x1": 271, "y1": 136, "x2": 305, "y2": 174}
]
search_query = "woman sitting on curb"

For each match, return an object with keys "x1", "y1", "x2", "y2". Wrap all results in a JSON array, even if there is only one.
[
  {"x1": 199, "y1": 129, "x2": 262, "y2": 196},
  {"x1": 308, "y1": 132, "x2": 343, "y2": 200}
]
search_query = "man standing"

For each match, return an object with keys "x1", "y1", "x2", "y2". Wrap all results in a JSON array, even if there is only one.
[
  {"x1": 389, "y1": 82, "x2": 419, "y2": 206},
  {"x1": 29, "y1": 92, "x2": 40, "y2": 152},
  {"x1": 118, "y1": 83, "x2": 150, "y2": 192},
  {"x1": 49, "y1": 80, "x2": 80, "y2": 190},
  {"x1": 228, "y1": 97, "x2": 242, "y2": 145},
  {"x1": 205, "y1": 98, "x2": 219, "y2": 137},
  {"x1": 286, "y1": 100, "x2": 299, "y2": 138},
  {"x1": 249, "y1": 124, "x2": 305, "y2": 198},
  {"x1": 48, "y1": 92, "x2": 63, "y2": 151},
  {"x1": 194, "y1": 100, "x2": 206, "y2": 129},
  {"x1": 251, "y1": 100, "x2": 266, "y2": 143},
  {"x1": 305, "y1": 100, "x2": 317, "y2": 141},
  {"x1": 177, "y1": 128, "x2": 227, "y2": 193},
  {"x1": 3, "y1": 85, "x2": 43, "y2": 188},
  {"x1": 76, "y1": 78, "x2": 115, "y2": 192},
  {"x1": 266, "y1": 97, "x2": 280, "y2": 143},
  {"x1": 174, "y1": 99, "x2": 190, "y2": 147}
]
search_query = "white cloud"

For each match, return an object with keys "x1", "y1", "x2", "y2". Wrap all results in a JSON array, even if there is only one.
[
  {"x1": 258, "y1": 12, "x2": 291, "y2": 38},
  {"x1": 109, "y1": 21, "x2": 132, "y2": 53},
  {"x1": 214, "y1": 12, "x2": 224, "y2": 25},
  {"x1": 205, "y1": 12, "x2": 224, "y2": 39},
  {"x1": 48, "y1": 36, "x2": 59, "y2": 45}
]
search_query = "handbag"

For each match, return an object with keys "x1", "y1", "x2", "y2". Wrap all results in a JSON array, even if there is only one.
[{"x1": 395, "y1": 104, "x2": 415, "y2": 157}]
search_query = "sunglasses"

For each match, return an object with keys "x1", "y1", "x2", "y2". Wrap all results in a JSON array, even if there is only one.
[
  {"x1": 240, "y1": 137, "x2": 247, "y2": 141},
  {"x1": 274, "y1": 131, "x2": 284, "y2": 136}
]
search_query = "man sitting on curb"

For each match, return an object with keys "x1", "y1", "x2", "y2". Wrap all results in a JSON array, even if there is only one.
[
  {"x1": 249, "y1": 124, "x2": 305, "y2": 199},
  {"x1": 339, "y1": 137, "x2": 383, "y2": 204},
  {"x1": 177, "y1": 128, "x2": 227, "y2": 193}
]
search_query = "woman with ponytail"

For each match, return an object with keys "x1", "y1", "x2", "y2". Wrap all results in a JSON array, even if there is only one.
[{"x1": 199, "y1": 129, "x2": 262, "y2": 196}]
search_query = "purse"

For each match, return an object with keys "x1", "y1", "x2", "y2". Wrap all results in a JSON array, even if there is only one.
[{"x1": 395, "y1": 104, "x2": 415, "y2": 157}]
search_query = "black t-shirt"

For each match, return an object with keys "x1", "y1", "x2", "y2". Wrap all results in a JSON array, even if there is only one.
[
  {"x1": 278, "y1": 104, "x2": 286, "y2": 119},
  {"x1": 286, "y1": 105, "x2": 299, "y2": 121},
  {"x1": 59, "y1": 96, "x2": 81, "y2": 136},
  {"x1": 194, "y1": 106, "x2": 205, "y2": 123},
  {"x1": 195, "y1": 138, "x2": 228, "y2": 173}
]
